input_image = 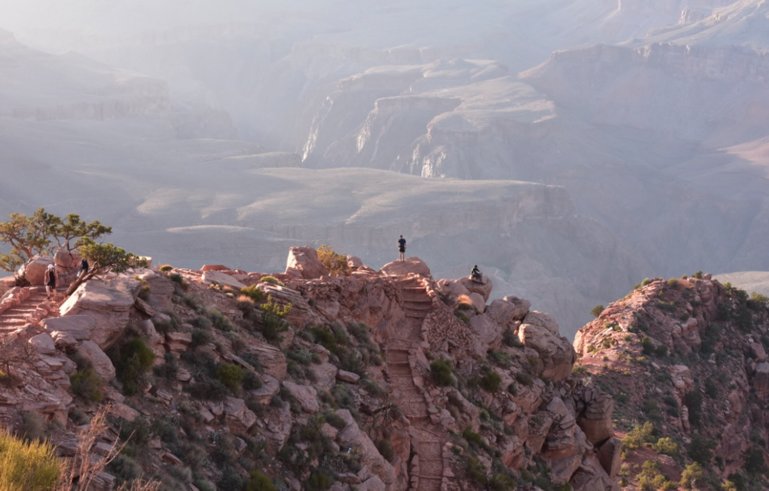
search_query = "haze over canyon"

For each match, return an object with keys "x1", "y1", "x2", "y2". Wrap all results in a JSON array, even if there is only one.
[{"x1": 1, "y1": 0, "x2": 768, "y2": 335}]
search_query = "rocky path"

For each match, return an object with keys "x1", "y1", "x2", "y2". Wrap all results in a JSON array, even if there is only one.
[
  {"x1": 0, "y1": 287, "x2": 50, "y2": 334},
  {"x1": 385, "y1": 276, "x2": 447, "y2": 491}
]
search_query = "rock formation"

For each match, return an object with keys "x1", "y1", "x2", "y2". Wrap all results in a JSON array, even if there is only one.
[{"x1": 0, "y1": 250, "x2": 620, "y2": 490}]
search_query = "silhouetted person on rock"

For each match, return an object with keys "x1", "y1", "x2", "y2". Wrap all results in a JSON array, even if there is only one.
[
  {"x1": 45, "y1": 264, "x2": 56, "y2": 299},
  {"x1": 398, "y1": 235, "x2": 406, "y2": 261},
  {"x1": 78, "y1": 258, "x2": 89, "y2": 279},
  {"x1": 471, "y1": 265, "x2": 483, "y2": 283}
]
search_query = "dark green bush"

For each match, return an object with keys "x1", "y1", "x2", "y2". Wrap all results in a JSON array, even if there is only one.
[
  {"x1": 515, "y1": 371, "x2": 533, "y2": 387},
  {"x1": 70, "y1": 367, "x2": 104, "y2": 402},
  {"x1": 108, "y1": 337, "x2": 155, "y2": 396},
  {"x1": 430, "y1": 359, "x2": 453, "y2": 386},
  {"x1": 591, "y1": 305, "x2": 604, "y2": 318},
  {"x1": 479, "y1": 370, "x2": 501, "y2": 392},
  {"x1": 216, "y1": 363, "x2": 244, "y2": 393},
  {"x1": 246, "y1": 469, "x2": 276, "y2": 491},
  {"x1": 240, "y1": 285, "x2": 267, "y2": 303}
]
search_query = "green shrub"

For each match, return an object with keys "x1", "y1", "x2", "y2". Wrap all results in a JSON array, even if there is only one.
[
  {"x1": 108, "y1": 337, "x2": 155, "y2": 395},
  {"x1": 623, "y1": 422, "x2": 655, "y2": 450},
  {"x1": 187, "y1": 379, "x2": 228, "y2": 401},
  {"x1": 653, "y1": 437, "x2": 678, "y2": 456},
  {"x1": 258, "y1": 275, "x2": 284, "y2": 286},
  {"x1": 316, "y1": 245, "x2": 349, "y2": 276},
  {"x1": 683, "y1": 390, "x2": 703, "y2": 427},
  {"x1": 637, "y1": 460, "x2": 675, "y2": 491},
  {"x1": 745, "y1": 446, "x2": 766, "y2": 475},
  {"x1": 591, "y1": 305, "x2": 604, "y2": 318},
  {"x1": 679, "y1": 462, "x2": 704, "y2": 489},
  {"x1": 465, "y1": 455, "x2": 486, "y2": 484},
  {"x1": 430, "y1": 359, "x2": 453, "y2": 386},
  {"x1": 70, "y1": 367, "x2": 105, "y2": 402},
  {"x1": 169, "y1": 273, "x2": 184, "y2": 285},
  {"x1": 259, "y1": 296, "x2": 292, "y2": 318},
  {"x1": 246, "y1": 469, "x2": 276, "y2": 491},
  {"x1": 515, "y1": 371, "x2": 533, "y2": 387},
  {"x1": 688, "y1": 435, "x2": 714, "y2": 464},
  {"x1": 462, "y1": 428, "x2": 485, "y2": 449},
  {"x1": 305, "y1": 469, "x2": 333, "y2": 491},
  {"x1": 479, "y1": 370, "x2": 501, "y2": 392},
  {"x1": 158, "y1": 264, "x2": 173, "y2": 272},
  {"x1": 217, "y1": 363, "x2": 245, "y2": 393},
  {"x1": 0, "y1": 430, "x2": 61, "y2": 491},
  {"x1": 240, "y1": 285, "x2": 267, "y2": 303}
]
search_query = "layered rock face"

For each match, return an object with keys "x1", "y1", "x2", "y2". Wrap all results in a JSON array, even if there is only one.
[
  {"x1": 0, "y1": 252, "x2": 619, "y2": 490},
  {"x1": 574, "y1": 275, "x2": 769, "y2": 488}
]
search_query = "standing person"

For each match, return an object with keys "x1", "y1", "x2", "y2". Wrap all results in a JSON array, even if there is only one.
[
  {"x1": 78, "y1": 258, "x2": 89, "y2": 279},
  {"x1": 398, "y1": 235, "x2": 406, "y2": 261},
  {"x1": 44, "y1": 264, "x2": 56, "y2": 299}
]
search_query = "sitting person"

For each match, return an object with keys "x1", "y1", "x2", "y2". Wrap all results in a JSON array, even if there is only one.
[{"x1": 470, "y1": 265, "x2": 482, "y2": 283}]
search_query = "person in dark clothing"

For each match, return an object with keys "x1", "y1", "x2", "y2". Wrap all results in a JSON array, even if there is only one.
[
  {"x1": 78, "y1": 258, "x2": 89, "y2": 279},
  {"x1": 398, "y1": 235, "x2": 406, "y2": 261},
  {"x1": 45, "y1": 264, "x2": 56, "y2": 298},
  {"x1": 471, "y1": 265, "x2": 482, "y2": 283}
]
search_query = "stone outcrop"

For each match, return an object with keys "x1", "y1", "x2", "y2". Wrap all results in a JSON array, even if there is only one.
[
  {"x1": 285, "y1": 246, "x2": 327, "y2": 279},
  {"x1": 380, "y1": 257, "x2": 431, "y2": 278},
  {"x1": 518, "y1": 311, "x2": 575, "y2": 381},
  {"x1": 59, "y1": 277, "x2": 137, "y2": 349}
]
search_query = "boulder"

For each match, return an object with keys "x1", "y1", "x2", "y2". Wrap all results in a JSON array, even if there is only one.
[
  {"x1": 519, "y1": 321, "x2": 575, "y2": 382},
  {"x1": 282, "y1": 381, "x2": 320, "y2": 413},
  {"x1": 250, "y1": 375, "x2": 281, "y2": 405},
  {"x1": 460, "y1": 275, "x2": 493, "y2": 302},
  {"x1": 310, "y1": 362, "x2": 338, "y2": 390},
  {"x1": 380, "y1": 257, "x2": 431, "y2": 278},
  {"x1": 224, "y1": 397, "x2": 257, "y2": 433},
  {"x1": 487, "y1": 296, "x2": 531, "y2": 328},
  {"x1": 76, "y1": 340, "x2": 116, "y2": 382},
  {"x1": 43, "y1": 315, "x2": 97, "y2": 344},
  {"x1": 336, "y1": 409, "x2": 395, "y2": 486},
  {"x1": 59, "y1": 278, "x2": 136, "y2": 348},
  {"x1": 336, "y1": 370, "x2": 361, "y2": 384},
  {"x1": 469, "y1": 314, "x2": 506, "y2": 353},
  {"x1": 165, "y1": 331, "x2": 192, "y2": 354},
  {"x1": 28, "y1": 333, "x2": 57, "y2": 355},
  {"x1": 249, "y1": 343, "x2": 287, "y2": 380},
  {"x1": 523, "y1": 311, "x2": 561, "y2": 336},
  {"x1": 200, "y1": 264, "x2": 230, "y2": 272},
  {"x1": 576, "y1": 388, "x2": 614, "y2": 445},
  {"x1": 136, "y1": 271, "x2": 175, "y2": 311},
  {"x1": 23, "y1": 256, "x2": 53, "y2": 286},
  {"x1": 202, "y1": 270, "x2": 245, "y2": 289},
  {"x1": 596, "y1": 437, "x2": 622, "y2": 479},
  {"x1": 285, "y1": 247, "x2": 327, "y2": 279},
  {"x1": 570, "y1": 454, "x2": 617, "y2": 491}
]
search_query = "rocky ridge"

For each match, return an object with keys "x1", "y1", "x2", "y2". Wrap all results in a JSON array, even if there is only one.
[
  {"x1": 574, "y1": 274, "x2": 769, "y2": 489},
  {"x1": 0, "y1": 248, "x2": 617, "y2": 490}
]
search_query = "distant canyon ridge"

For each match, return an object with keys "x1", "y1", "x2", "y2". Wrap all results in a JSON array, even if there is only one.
[{"x1": 1, "y1": 0, "x2": 768, "y2": 336}]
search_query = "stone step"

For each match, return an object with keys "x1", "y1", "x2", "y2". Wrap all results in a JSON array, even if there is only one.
[{"x1": 405, "y1": 313, "x2": 427, "y2": 320}]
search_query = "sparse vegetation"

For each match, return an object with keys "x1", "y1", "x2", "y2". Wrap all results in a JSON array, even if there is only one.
[
  {"x1": 591, "y1": 304, "x2": 604, "y2": 318},
  {"x1": 316, "y1": 245, "x2": 349, "y2": 276},
  {"x1": 0, "y1": 430, "x2": 61, "y2": 490},
  {"x1": 430, "y1": 359, "x2": 453, "y2": 386},
  {"x1": 108, "y1": 337, "x2": 156, "y2": 396}
]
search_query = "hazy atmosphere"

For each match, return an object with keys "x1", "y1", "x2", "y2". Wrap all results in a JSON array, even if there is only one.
[{"x1": 2, "y1": 0, "x2": 769, "y2": 336}]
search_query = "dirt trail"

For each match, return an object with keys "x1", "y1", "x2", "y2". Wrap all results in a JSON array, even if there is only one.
[{"x1": 385, "y1": 276, "x2": 447, "y2": 491}]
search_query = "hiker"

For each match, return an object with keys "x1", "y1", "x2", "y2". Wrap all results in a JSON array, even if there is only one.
[
  {"x1": 470, "y1": 265, "x2": 482, "y2": 283},
  {"x1": 45, "y1": 264, "x2": 56, "y2": 299},
  {"x1": 398, "y1": 235, "x2": 406, "y2": 261},
  {"x1": 78, "y1": 258, "x2": 89, "y2": 279}
]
